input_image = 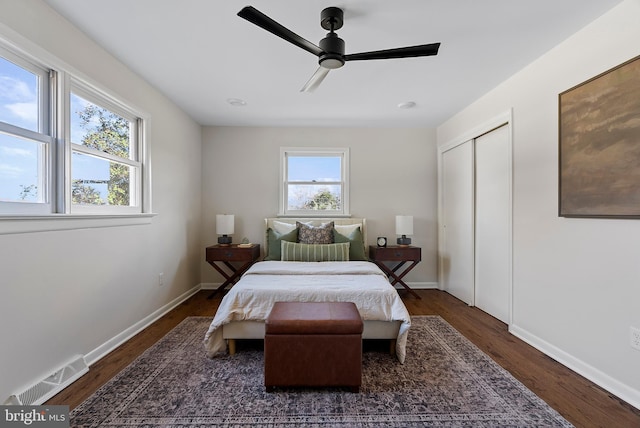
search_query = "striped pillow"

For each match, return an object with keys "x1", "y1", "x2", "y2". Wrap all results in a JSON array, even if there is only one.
[{"x1": 281, "y1": 241, "x2": 350, "y2": 262}]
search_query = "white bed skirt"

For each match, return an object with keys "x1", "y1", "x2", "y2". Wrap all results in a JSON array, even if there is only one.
[{"x1": 222, "y1": 319, "x2": 402, "y2": 340}]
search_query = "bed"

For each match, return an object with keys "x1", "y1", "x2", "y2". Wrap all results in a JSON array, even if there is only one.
[{"x1": 203, "y1": 218, "x2": 412, "y2": 363}]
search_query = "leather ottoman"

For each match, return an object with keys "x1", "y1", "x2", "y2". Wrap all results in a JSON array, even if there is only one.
[{"x1": 264, "y1": 301, "x2": 363, "y2": 392}]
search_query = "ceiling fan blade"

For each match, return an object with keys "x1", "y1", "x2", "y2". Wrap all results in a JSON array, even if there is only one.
[
  {"x1": 238, "y1": 6, "x2": 323, "y2": 57},
  {"x1": 344, "y1": 42, "x2": 440, "y2": 62},
  {"x1": 300, "y1": 66, "x2": 330, "y2": 92}
]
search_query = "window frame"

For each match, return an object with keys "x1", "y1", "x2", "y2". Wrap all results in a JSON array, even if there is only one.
[
  {"x1": 0, "y1": 45, "x2": 53, "y2": 215},
  {"x1": 66, "y1": 80, "x2": 143, "y2": 214},
  {"x1": 0, "y1": 31, "x2": 152, "y2": 232},
  {"x1": 279, "y1": 147, "x2": 350, "y2": 217}
]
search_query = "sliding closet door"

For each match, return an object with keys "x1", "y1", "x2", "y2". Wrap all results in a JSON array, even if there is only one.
[
  {"x1": 475, "y1": 125, "x2": 511, "y2": 323},
  {"x1": 441, "y1": 140, "x2": 474, "y2": 305}
]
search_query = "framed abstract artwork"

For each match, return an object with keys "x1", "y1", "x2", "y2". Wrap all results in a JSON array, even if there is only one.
[{"x1": 559, "y1": 55, "x2": 640, "y2": 218}]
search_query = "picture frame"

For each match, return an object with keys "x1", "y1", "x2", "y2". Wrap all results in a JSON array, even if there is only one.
[{"x1": 558, "y1": 55, "x2": 640, "y2": 218}]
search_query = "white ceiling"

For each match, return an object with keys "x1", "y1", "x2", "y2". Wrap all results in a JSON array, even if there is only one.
[{"x1": 43, "y1": 0, "x2": 621, "y2": 128}]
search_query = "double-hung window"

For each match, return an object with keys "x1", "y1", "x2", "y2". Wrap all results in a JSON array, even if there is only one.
[
  {"x1": 0, "y1": 48, "x2": 52, "y2": 214},
  {"x1": 0, "y1": 40, "x2": 147, "y2": 220},
  {"x1": 279, "y1": 147, "x2": 350, "y2": 217},
  {"x1": 69, "y1": 83, "x2": 141, "y2": 213}
]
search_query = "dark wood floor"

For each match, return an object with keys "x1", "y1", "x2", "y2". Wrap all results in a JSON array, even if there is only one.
[{"x1": 47, "y1": 289, "x2": 640, "y2": 427}]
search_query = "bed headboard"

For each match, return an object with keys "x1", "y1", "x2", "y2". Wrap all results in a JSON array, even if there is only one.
[{"x1": 264, "y1": 217, "x2": 367, "y2": 258}]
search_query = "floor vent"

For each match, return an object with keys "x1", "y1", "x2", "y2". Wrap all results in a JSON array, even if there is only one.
[{"x1": 5, "y1": 356, "x2": 88, "y2": 405}]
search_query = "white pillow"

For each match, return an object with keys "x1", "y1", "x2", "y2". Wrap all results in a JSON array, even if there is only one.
[{"x1": 272, "y1": 220, "x2": 297, "y2": 235}]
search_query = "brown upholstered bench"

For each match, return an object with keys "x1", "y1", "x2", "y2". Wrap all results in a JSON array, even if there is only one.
[{"x1": 264, "y1": 301, "x2": 364, "y2": 392}]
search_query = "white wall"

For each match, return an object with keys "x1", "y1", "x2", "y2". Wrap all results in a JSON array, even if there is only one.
[
  {"x1": 0, "y1": 1, "x2": 202, "y2": 401},
  {"x1": 201, "y1": 126, "x2": 438, "y2": 287},
  {"x1": 437, "y1": 0, "x2": 640, "y2": 408}
]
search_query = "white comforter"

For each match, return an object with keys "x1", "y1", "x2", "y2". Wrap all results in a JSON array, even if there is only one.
[{"x1": 203, "y1": 261, "x2": 412, "y2": 363}]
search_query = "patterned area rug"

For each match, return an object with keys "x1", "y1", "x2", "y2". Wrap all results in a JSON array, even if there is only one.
[{"x1": 71, "y1": 316, "x2": 572, "y2": 427}]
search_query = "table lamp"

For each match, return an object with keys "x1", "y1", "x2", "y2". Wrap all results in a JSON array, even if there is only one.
[
  {"x1": 216, "y1": 214, "x2": 234, "y2": 246},
  {"x1": 396, "y1": 215, "x2": 413, "y2": 246}
]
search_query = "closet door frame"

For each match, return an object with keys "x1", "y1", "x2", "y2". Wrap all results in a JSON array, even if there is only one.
[{"x1": 437, "y1": 110, "x2": 514, "y2": 325}]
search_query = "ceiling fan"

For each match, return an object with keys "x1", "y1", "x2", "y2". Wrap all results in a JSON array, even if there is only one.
[{"x1": 238, "y1": 6, "x2": 441, "y2": 92}]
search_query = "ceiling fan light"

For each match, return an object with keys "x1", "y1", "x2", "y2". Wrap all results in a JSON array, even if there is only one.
[{"x1": 320, "y1": 56, "x2": 344, "y2": 69}]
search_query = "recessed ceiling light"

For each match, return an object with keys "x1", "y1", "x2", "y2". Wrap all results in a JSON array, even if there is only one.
[
  {"x1": 227, "y1": 98, "x2": 247, "y2": 107},
  {"x1": 397, "y1": 101, "x2": 416, "y2": 109}
]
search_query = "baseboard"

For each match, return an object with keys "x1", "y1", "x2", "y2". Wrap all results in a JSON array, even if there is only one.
[
  {"x1": 510, "y1": 324, "x2": 640, "y2": 411},
  {"x1": 200, "y1": 282, "x2": 219, "y2": 290},
  {"x1": 402, "y1": 282, "x2": 439, "y2": 290},
  {"x1": 84, "y1": 284, "x2": 201, "y2": 366}
]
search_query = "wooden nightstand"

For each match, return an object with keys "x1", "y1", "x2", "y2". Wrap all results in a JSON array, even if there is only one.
[
  {"x1": 205, "y1": 244, "x2": 261, "y2": 298},
  {"x1": 369, "y1": 245, "x2": 422, "y2": 299}
]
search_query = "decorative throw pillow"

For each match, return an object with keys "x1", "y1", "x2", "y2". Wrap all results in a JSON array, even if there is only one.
[
  {"x1": 264, "y1": 228, "x2": 298, "y2": 261},
  {"x1": 333, "y1": 227, "x2": 367, "y2": 261},
  {"x1": 297, "y1": 221, "x2": 334, "y2": 244},
  {"x1": 334, "y1": 223, "x2": 362, "y2": 237},
  {"x1": 281, "y1": 241, "x2": 350, "y2": 262}
]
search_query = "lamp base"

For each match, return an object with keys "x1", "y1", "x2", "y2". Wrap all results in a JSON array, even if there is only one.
[
  {"x1": 397, "y1": 236, "x2": 411, "y2": 247},
  {"x1": 218, "y1": 235, "x2": 232, "y2": 246}
]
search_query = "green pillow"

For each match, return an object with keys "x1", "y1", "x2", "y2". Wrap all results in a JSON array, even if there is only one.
[
  {"x1": 264, "y1": 228, "x2": 298, "y2": 260},
  {"x1": 333, "y1": 227, "x2": 367, "y2": 261},
  {"x1": 281, "y1": 241, "x2": 350, "y2": 262}
]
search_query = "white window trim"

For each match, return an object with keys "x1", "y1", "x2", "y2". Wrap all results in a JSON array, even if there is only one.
[
  {"x1": 278, "y1": 147, "x2": 350, "y2": 217},
  {"x1": 0, "y1": 24, "x2": 154, "y2": 234},
  {"x1": 0, "y1": 213, "x2": 155, "y2": 235}
]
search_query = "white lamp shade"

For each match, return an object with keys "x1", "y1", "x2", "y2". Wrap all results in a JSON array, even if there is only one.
[
  {"x1": 216, "y1": 214, "x2": 234, "y2": 235},
  {"x1": 395, "y1": 215, "x2": 413, "y2": 236}
]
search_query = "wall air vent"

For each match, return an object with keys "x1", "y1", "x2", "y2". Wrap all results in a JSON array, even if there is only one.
[{"x1": 4, "y1": 355, "x2": 88, "y2": 405}]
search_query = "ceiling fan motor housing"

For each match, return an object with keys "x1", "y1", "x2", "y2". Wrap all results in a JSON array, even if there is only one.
[{"x1": 319, "y1": 32, "x2": 345, "y2": 68}]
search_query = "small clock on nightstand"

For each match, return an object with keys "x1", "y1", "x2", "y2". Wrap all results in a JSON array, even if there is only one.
[{"x1": 376, "y1": 237, "x2": 387, "y2": 247}]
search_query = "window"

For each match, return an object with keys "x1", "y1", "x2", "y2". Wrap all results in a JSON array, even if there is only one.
[
  {"x1": 0, "y1": 41, "x2": 147, "y2": 219},
  {"x1": 279, "y1": 147, "x2": 349, "y2": 217},
  {"x1": 69, "y1": 84, "x2": 141, "y2": 213},
  {"x1": 0, "y1": 48, "x2": 52, "y2": 214}
]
